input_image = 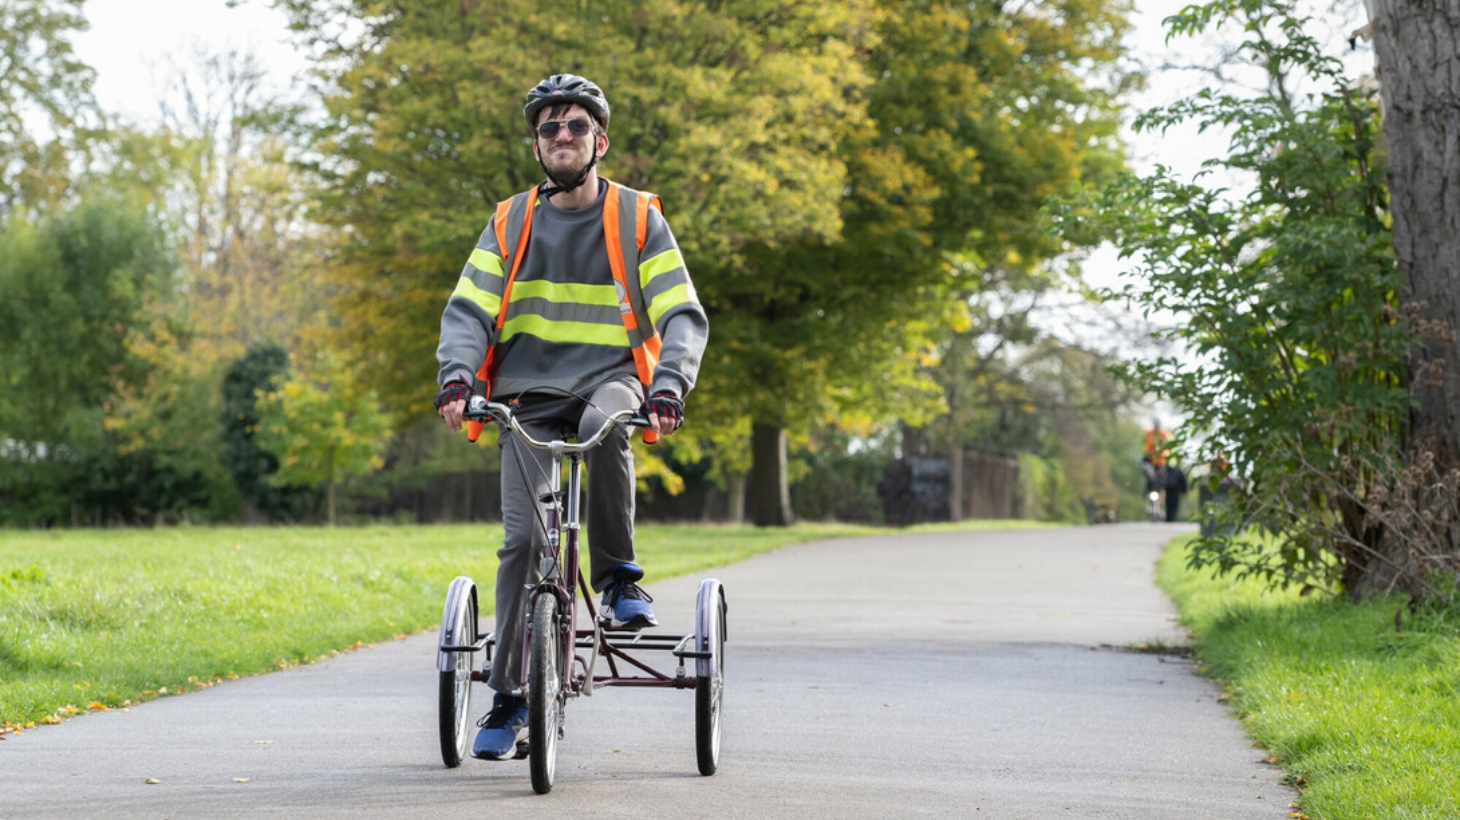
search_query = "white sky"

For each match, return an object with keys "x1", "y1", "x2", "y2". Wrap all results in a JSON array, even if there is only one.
[{"x1": 72, "y1": 0, "x2": 307, "y2": 124}]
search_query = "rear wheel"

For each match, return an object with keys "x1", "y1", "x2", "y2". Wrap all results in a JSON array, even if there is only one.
[
  {"x1": 528, "y1": 594, "x2": 563, "y2": 794},
  {"x1": 437, "y1": 581, "x2": 477, "y2": 768},
  {"x1": 695, "y1": 583, "x2": 726, "y2": 776}
]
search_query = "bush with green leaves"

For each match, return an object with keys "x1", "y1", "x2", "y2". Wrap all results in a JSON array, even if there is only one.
[{"x1": 1050, "y1": 0, "x2": 1417, "y2": 595}]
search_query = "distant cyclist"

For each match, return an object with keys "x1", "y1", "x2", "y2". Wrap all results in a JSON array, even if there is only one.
[
  {"x1": 433, "y1": 74, "x2": 708, "y2": 761},
  {"x1": 1141, "y1": 418, "x2": 1170, "y2": 520}
]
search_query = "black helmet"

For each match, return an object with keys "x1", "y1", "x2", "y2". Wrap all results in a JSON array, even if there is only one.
[{"x1": 524, "y1": 74, "x2": 610, "y2": 131}]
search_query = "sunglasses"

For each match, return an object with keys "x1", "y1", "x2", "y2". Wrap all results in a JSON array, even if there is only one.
[{"x1": 536, "y1": 118, "x2": 595, "y2": 139}]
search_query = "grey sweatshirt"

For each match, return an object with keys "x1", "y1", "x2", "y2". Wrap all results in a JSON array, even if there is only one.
[{"x1": 437, "y1": 181, "x2": 708, "y2": 401}]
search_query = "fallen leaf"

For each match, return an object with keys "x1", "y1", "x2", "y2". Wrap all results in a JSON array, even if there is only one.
[
  {"x1": 233, "y1": 778, "x2": 250, "y2": 784},
  {"x1": 145, "y1": 778, "x2": 161, "y2": 785},
  {"x1": 254, "y1": 740, "x2": 274, "y2": 745}
]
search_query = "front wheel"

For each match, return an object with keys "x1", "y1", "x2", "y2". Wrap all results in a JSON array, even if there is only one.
[
  {"x1": 528, "y1": 593, "x2": 563, "y2": 794},
  {"x1": 695, "y1": 580, "x2": 727, "y2": 776}
]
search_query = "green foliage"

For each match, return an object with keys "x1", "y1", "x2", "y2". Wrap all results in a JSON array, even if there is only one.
[
  {"x1": 269, "y1": 0, "x2": 1134, "y2": 499},
  {"x1": 0, "y1": 0, "x2": 99, "y2": 213},
  {"x1": 788, "y1": 430, "x2": 890, "y2": 524},
  {"x1": 220, "y1": 343, "x2": 313, "y2": 521},
  {"x1": 0, "y1": 194, "x2": 204, "y2": 525},
  {"x1": 1017, "y1": 452, "x2": 1087, "y2": 523},
  {"x1": 254, "y1": 351, "x2": 390, "y2": 525},
  {"x1": 267, "y1": 0, "x2": 887, "y2": 429},
  {"x1": 1159, "y1": 536, "x2": 1460, "y2": 818},
  {"x1": 1048, "y1": 0, "x2": 1406, "y2": 589}
]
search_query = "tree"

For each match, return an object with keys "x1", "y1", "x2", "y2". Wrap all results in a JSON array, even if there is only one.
[
  {"x1": 728, "y1": 0, "x2": 1132, "y2": 525},
  {"x1": 221, "y1": 342, "x2": 312, "y2": 522},
  {"x1": 0, "y1": 0, "x2": 91, "y2": 198},
  {"x1": 1050, "y1": 0, "x2": 1420, "y2": 593},
  {"x1": 0, "y1": 194, "x2": 179, "y2": 524},
  {"x1": 255, "y1": 351, "x2": 389, "y2": 526},
  {"x1": 268, "y1": 0, "x2": 1131, "y2": 526},
  {"x1": 1370, "y1": 0, "x2": 1460, "y2": 594},
  {"x1": 268, "y1": 0, "x2": 876, "y2": 417},
  {"x1": 95, "y1": 50, "x2": 329, "y2": 524},
  {"x1": 0, "y1": 0, "x2": 98, "y2": 214}
]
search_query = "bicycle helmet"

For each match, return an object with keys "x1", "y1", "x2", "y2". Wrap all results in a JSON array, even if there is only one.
[{"x1": 523, "y1": 74, "x2": 610, "y2": 131}]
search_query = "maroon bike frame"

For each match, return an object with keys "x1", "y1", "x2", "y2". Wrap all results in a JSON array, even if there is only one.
[{"x1": 513, "y1": 445, "x2": 697, "y2": 699}]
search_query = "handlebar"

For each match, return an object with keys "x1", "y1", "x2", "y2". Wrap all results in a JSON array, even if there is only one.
[{"x1": 463, "y1": 395, "x2": 650, "y2": 453}]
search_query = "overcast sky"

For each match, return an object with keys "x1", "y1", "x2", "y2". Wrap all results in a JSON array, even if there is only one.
[
  {"x1": 72, "y1": 0, "x2": 1197, "y2": 156},
  {"x1": 72, "y1": 0, "x2": 306, "y2": 124}
]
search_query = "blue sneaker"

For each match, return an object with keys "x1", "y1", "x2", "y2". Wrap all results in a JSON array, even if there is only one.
[
  {"x1": 600, "y1": 563, "x2": 657, "y2": 631},
  {"x1": 472, "y1": 692, "x2": 527, "y2": 760}
]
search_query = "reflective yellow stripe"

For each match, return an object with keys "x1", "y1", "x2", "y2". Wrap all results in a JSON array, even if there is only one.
[
  {"x1": 647, "y1": 283, "x2": 696, "y2": 327},
  {"x1": 638, "y1": 248, "x2": 684, "y2": 285},
  {"x1": 452, "y1": 277, "x2": 501, "y2": 317},
  {"x1": 508, "y1": 279, "x2": 618, "y2": 306},
  {"x1": 468, "y1": 248, "x2": 505, "y2": 278},
  {"x1": 499, "y1": 314, "x2": 632, "y2": 346}
]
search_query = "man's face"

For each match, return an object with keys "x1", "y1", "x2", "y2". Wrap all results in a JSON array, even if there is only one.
[{"x1": 533, "y1": 103, "x2": 607, "y2": 184}]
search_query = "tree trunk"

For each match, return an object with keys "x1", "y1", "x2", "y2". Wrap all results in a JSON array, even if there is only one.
[
  {"x1": 750, "y1": 422, "x2": 794, "y2": 527},
  {"x1": 948, "y1": 439, "x2": 964, "y2": 522},
  {"x1": 725, "y1": 471, "x2": 747, "y2": 525},
  {"x1": 1371, "y1": 0, "x2": 1460, "y2": 592},
  {"x1": 327, "y1": 480, "x2": 337, "y2": 527}
]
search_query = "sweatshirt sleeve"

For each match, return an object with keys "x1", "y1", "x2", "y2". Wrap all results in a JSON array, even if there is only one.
[
  {"x1": 637, "y1": 206, "x2": 708, "y2": 399},
  {"x1": 436, "y1": 222, "x2": 506, "y2": 388}
]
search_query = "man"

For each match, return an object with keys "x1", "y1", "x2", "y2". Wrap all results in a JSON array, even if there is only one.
[
  {"x1": 1140, "y1": 418, "x2": 1170, "y2": 522},
  {"x1": 433, "y1": 74, "x2": 708, "y2": 760}
]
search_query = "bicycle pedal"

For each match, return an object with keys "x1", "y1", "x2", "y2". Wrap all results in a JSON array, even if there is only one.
[{"x1": 514, "y1": 738, "x2": 530, "y2": 760}]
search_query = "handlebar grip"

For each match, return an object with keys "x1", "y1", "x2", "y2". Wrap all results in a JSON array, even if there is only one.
[
  {"x1": 466, "y1": 419, "x2": 484, "y2": 443},
  {"x1": 642, "y1": 429, "x2": 658, "y2": 445}
]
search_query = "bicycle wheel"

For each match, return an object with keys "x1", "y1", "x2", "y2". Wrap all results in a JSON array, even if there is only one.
[
  {"x1": 437, "y1": 577, "x2": 477, "y2": 768},
  {"x1": 695, "y1": 580, "x2": 727, "y2": 776},
  {"x1": 528, "y1": 593, "x2": 563, "y2": 794}
]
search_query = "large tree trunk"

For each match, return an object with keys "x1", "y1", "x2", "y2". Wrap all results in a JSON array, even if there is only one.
[
  {"x1": 1371, "y1": 0, "x2": 1460, "y2": 592},
  {"x1": 750, "y1": 422, "x2": 794, "y2": 527}
]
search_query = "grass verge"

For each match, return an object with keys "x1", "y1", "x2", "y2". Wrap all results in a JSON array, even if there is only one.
[
  {"x1": 1156, "y1": 535, "x2": 1460, "y2": 819},
  {"x1": 0, "y1": 519, "x2": 1045, "y2": 734}
]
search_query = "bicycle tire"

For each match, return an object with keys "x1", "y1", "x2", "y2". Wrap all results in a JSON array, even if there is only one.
[
  {"x1": 528, "y1": 594, "x2": 562, "y2": 794},
  {"x1": 437, "y1": 587, "x2": 476, "y2": 768},
  {"x1": 695, "y1": 583, "x2": 726, "y2": 776}
]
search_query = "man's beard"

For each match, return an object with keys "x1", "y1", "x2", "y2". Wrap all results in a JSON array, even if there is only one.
[{"x1": 545, "y1": 151, "x2": 593, "y2": 187}]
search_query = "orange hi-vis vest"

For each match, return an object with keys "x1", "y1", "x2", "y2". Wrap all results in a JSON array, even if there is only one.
[
  {"x1": 1144, "y1": 428, "x2": 1169, "y2": 467},
  {"x1": 465, "y1": 180, "x2": 665, "y2": 444}
]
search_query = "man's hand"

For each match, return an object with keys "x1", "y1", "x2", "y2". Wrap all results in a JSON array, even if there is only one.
[
  {"x1": 435, "y1": 381, "x2": 472, "y2": 432},
  {"x1": 642, "y1": 391, "x2": 684, "y2": 437}
]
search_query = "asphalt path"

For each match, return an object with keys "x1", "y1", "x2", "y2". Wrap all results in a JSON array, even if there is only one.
[{"x1": 1, "y1": 524, "x2": 1294, "y2": 818}]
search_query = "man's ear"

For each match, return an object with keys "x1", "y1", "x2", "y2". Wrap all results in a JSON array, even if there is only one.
[{"x1": 596, "y1": 132, "x2": 610, "y2": 160}]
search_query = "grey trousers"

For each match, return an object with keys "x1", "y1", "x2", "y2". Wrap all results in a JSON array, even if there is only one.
[{"x1": 488, "y1": 377, "x2": 643, "y2": 694}]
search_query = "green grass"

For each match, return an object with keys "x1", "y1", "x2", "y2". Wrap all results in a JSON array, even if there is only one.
[
  {"x1": 1157, "y1": 535, "x2": 1460, "y2": 819},
  {"x1": 0, "y1": 520, "x2": 1050, "y2": 732}
]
